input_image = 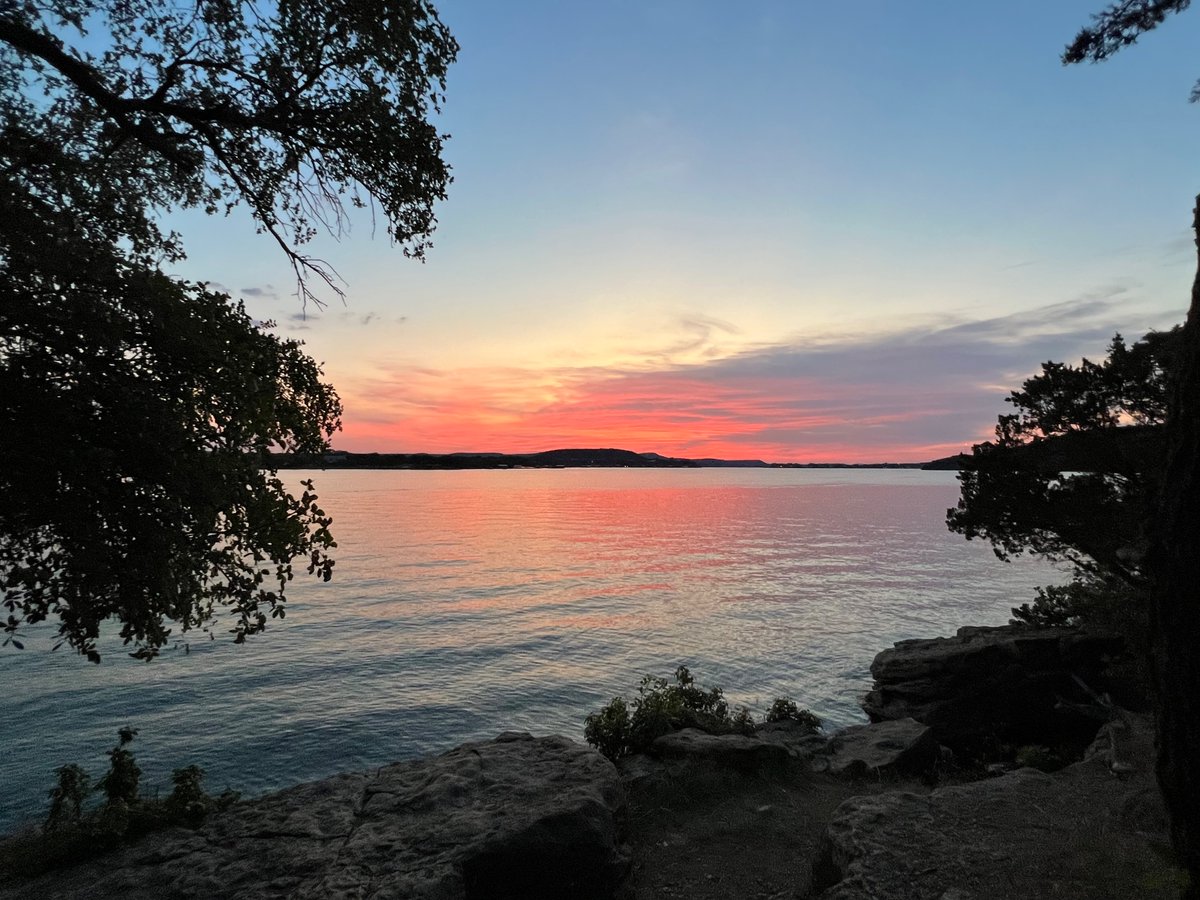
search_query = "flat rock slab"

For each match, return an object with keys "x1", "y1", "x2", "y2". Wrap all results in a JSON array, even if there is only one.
[
  {"x1": 650, "y1": 729, "x2": 792, "y2": 771},
  {"x1": 810, "y1": 714, "x2": 1171, "y2": 899},
  {"x1": 2, "y1": 732, "x2": 629, "y2": 900},
  {"x1": 819, "y1": 718, "x2": 937, "y2": 777},
  {"x1": 754, "y1": 720, "x2": 828, "y2": 758}
]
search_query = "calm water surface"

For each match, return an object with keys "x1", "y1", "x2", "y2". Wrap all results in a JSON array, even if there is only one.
[{"x1": 0, "y1": 468, "x2": 1060, "y2": 829}]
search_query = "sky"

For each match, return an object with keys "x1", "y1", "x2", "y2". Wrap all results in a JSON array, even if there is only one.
[{"x1": 172, "y1": 1, "x2": 1200, "y2": 463}]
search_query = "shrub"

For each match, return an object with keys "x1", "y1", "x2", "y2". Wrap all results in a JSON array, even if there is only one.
[
  {"x1": 584, "y1": 667, "x2": 821, "y2": 761},
  {"x1": 765, "y1": 697, "x2": 823, "y2": 730},
  {"x1": 96, "y1": 727, "x2": 141, "y2": 807},
  {"x1": 1011, "y1": 575, "x2": 1144, "y2": 636},
  {"x1": 0, "y1": 729, "x2": 238, "y2": 879},
  {"x1": 583, "y1": 697, "x2": 631, "y2": 762},
  {"x1": 44, "y1": 765, "x2": 89, "y2": 833},
  {"x1": 1012, "y1": 574, "x2": 1151, "y2": 705}
]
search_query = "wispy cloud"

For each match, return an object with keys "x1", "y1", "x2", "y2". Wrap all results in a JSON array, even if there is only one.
[
  {"x1": 241, "y1": 285, "x2": 279, "y2": 301},
  {"x1": 333, "y1": 294, "x2": 1184, "y2": 462},
  {"x1": 335, "y1": 310, "x2": 400, "y2": 327}
]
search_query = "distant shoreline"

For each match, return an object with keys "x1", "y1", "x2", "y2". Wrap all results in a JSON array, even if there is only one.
[{"x1": 270, "y1": 447, "x2": 966, "y2": 471}]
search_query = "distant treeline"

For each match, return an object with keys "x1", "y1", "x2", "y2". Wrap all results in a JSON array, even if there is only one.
[{"x1": 269, "y1": 447, "x2": 934, "y2": 470}]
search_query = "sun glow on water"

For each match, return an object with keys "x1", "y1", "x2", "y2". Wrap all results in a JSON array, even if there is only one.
[{"x1": 0, "y1": 468, "x2": 1063, "y2": 832}]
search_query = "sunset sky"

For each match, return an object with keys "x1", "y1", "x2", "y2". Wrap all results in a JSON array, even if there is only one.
[{"x1": 174, "y1": 1, "x2": 1200, "y2": 463}]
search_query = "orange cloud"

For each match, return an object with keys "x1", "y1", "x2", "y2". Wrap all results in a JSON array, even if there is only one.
[{"x1": 328, "y1": 296, "x2": 1177, "y2": 463}]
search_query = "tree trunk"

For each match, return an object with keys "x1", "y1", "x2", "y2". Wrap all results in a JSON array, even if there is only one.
[{"x1": 1148, "y1": 194, "x2": 1200, "y2": 894}]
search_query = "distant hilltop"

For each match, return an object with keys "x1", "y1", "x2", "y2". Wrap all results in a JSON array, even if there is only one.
[{"x1": 269, "y1": 448, "x2": 936, "y2": 470}]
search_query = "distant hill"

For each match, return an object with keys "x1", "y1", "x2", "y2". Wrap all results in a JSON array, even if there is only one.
[
  {"x1": 922, "y1": 454, "x2": 970, "y2": 471},
  {"x1": 271, "y1": 447, "x2": 697, "y2": 470},
  {"x1": 271, "y1": 448, "x2": 939, "y2": 470},
  {"x1": 922, "y1": 425, "x2": 1165, "y2": 473}
]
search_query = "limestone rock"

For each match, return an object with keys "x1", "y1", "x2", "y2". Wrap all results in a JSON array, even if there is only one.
[
  {"x1": 808, "y1": 715, "x2": 1168, "y2": 899},
  {"x1": 820, "y1": 718, "x2": 937, "y2": 778},
  {"x1": 861, "y1": 624, "x2": 1123, "y2": 753},
  {"x1": 1, "y1": 732, "x2": 629, "y2": 900},
  {"x1": 754, "y1": 720, "x2": 828, "y2": 759},
  {"x1": 649, "y1": 728, "x2": 791, "y2": 771}
]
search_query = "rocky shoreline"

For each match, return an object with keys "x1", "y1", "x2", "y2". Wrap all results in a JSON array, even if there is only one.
[{"x1": 0, "y1": 625, "x2": 1178, "y2": 899}]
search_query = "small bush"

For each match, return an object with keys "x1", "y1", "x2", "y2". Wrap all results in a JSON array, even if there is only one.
[
  {"x1": 96, "y1": 727, "x2": 140, "y2": 807},
  {"x1": 1012, "y1": 574, "x2": 1151, "y2": 705},
  {"x1": 0, "y1": 729, "x2": 237, "y2": 879},
  {"x1": 583, "y1": 697, "x2": 631, "y2": 762},
  {"x1": 1011, "y1": 576, "x2": 1144, "y2": 637},
  {"x1": 730, "y1": 706, "x2": 757, "y2": 736},
  {"x1": 765, "y1": 697, "x2": 822, "y2": 730},
  {"x1": 584, "y1": 667, "x2": 821, "y2": 761},
  {"x1": 45, "y1": 765, "x2": 89, "y2": 832}
]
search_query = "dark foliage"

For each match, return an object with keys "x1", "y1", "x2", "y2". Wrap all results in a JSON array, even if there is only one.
[
  {"x1": 1, "y1": 1, "x2": 457, "y2": 660},
  {"x1": 1066, "y1": 4, "x2": 1200, "y2": 883},
  {"x1": 0, "y1": 0, "x2": 457, "y2": 302},
  {"x1": 584, "y1": 667, "x2": 820, "y2": 762},
  {"x1": 1063, "y1": 1, "x2": 1190, "y2": 65},
  {"x1": 947, "y1": 329, "x2": 1180, "y2": 587},
  {"x1": 0, "y1": 731, "x2": 239, "y2": 878}
]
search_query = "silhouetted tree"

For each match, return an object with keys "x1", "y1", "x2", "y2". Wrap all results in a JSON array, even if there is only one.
[
  {"x1": 1, "y1": 1, "x2": 457, "y2": 660},
  {"x1": 1066, "y1": 2, "x2": 1200, "y2": 887},
  {"x1": 948, "y1": 328, "x2": 1180, "y2": 587}
]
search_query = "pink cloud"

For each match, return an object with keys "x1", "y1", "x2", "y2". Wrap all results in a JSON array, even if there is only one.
[{"x1": 331, "y1": 297, "x2": 1181, "y2": 463}]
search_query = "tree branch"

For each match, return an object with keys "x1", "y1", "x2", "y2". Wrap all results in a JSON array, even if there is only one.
[
  {"x1": 0, "y1": 16, "x2": 196, "y2": 165},
  {"x1": 1063, "y1": 0, "x2": 1192, "y2": 64}
]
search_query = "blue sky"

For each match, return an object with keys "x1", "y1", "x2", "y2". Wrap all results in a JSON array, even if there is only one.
[{"x1": 173, "y1": 1, "x2": 1200, "y2": 461}]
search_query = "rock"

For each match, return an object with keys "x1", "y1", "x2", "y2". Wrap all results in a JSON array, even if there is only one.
[
  {"x1": 617, "y1": 752, "x2": 668, "y2": 792},
  {"x1": 1, "y1": 732, "x2": 629, "y2": 900},
  {"x1": 807, "y1": 715, "x2": 1168, "y2": 899},
  {"x1": 650, "y1": 728, "x2": 792, "y2": 771},
  {"x1": 754, "y1": 720, "x2": 828, "y2": 759},
  {"x1": 861, "y1": 624, "x2": 1124, "y2": 754},
  {"x1": 820, "y1": 718, "x2": 937, "y2": 778}
]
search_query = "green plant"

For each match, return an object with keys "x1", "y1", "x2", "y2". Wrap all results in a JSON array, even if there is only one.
[
  {"x1": 0, "y1": 729, "x2": 237, "y2": 879},
  {"x1": 44, "y1": 765, "x2": 89, "y2": 833},
  {"x1": 730, "y1": 706, "x2": 757, "y2": 736},
  {"x1": 583, "y1": 697, "x2": 632, "y2": 762},
  {"x1": 584, "y1": 667, "x2": 821, "y2": 762},
  {"x1": 1012, "y1": 575, "x2": 1152, "y2": 706},
  {"x1": 1, "y1": 0, "x2": 457, "y2": 662},
  {"x1": 96, "y1": 728, "x2": 141, "y2": 807},
  {"x1": 765, "y1": 697, "x2": 823, "y2": 730}
]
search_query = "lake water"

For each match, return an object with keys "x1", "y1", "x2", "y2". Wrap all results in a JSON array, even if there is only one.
[{"x1": 0, "y1": 468, "x2": 1060, "y2": 831}]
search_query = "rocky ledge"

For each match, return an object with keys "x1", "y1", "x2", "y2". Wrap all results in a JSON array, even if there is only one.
[
  {"x1": 0, "y1": 733, "x2": 629, "y2": 900},
  {"x1": 2, "y1": 626, "x2": 1174, "y2": 900},
  {"x1": 809, "y1": 712, "x2": 1168, "y2": 899},
  {"x1": 862, "y1": 624, "x2": 1125, "y2": 755}
]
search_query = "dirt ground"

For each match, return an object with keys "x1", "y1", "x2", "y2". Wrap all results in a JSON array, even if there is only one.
[
  {"x1": 621, "y1": 761, "x2": 919, "y2": 899},
  {"x1": 619, "y1": 718, "x2": 1185, "y2": 900}
]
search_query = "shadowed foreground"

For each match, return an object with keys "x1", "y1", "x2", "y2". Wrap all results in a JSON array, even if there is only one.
[{"x1": 0, "y1": 715, "x2": 1175, "y2": 900}]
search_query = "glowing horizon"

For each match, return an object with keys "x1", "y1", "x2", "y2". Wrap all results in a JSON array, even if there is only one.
[
  {"x1": 172, "y1": 3, "x2": 1199, "y2": 461},
  {"x1": 321, "y1": 294, "x2": 1180, "y2": 464}
]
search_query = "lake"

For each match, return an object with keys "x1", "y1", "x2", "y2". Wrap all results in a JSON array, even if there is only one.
[{"x1": 0, "y1": 467, "x2": 1060, "y2": 831}]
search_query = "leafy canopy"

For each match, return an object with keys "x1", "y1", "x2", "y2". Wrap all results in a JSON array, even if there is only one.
[
  {"x1": 947, "y1": 328, "x2": 1180, "y2": 587},
  {"x1": 0, "y1": 0, "x2": 457, "y2": 301},
  {"x1": 1, "y1": 1, "x2": 457, "y2": 660}
]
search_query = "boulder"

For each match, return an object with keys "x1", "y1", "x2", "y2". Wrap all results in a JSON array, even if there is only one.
[
  {"x1": 649, "y1": 728, "x2": 791, "y2": 771},
  {"x1": 808, "y1": 714, "x2": 1168, "y2": 899},
  {"x1": 861, "y1": 625, "x2": 1124, "y2": 754},
  {"x1": 819, "y1": 718, "x2": 937, "y2": 778},
  {"x1": 1, "y1": 732, "x2": 629, "y2": 900},
  {"x1": 754, "y1": 719, "x2": 829, "y2": 759}
]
